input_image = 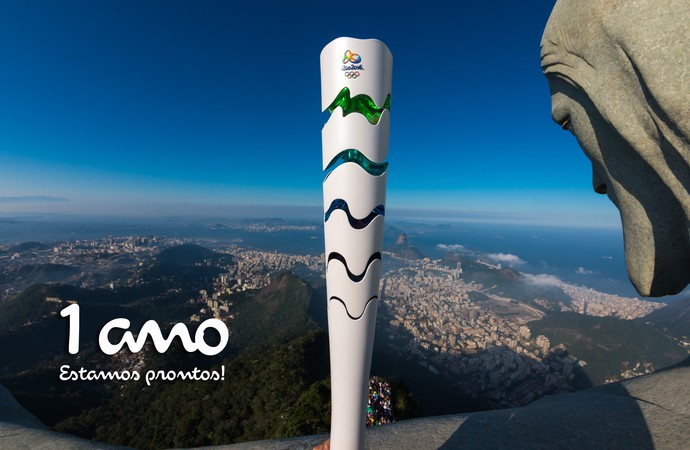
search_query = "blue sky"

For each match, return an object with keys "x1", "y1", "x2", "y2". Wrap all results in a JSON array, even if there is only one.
[{"x1": 0, "y1": 1, "x2": 619, "y2": 227}]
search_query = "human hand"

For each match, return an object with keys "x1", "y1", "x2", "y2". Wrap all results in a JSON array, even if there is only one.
[{"x1": 312, "y1": 438, "x2": 330, "y2": 450}]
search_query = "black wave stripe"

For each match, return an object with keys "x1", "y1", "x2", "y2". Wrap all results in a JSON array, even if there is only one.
[
  {"x1": 324, "y1": 199, "x2": 384, "y2": 229},
  {"x1": 326, "y1": 252, "x2": 381, "y2": 282},
  {"x1": 329, "y1": 296, "x2": 378, "y2": 320}
]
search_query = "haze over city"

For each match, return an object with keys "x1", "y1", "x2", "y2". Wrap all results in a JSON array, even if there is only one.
[{"x1": 0, "y1": 1, "x2": 619, "y2": 227}]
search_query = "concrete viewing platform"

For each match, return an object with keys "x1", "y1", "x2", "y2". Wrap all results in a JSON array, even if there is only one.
[{"x1": 1, "y1": 358, "x2": 688, "y2": 449}]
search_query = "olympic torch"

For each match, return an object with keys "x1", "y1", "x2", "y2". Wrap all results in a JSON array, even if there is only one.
[{"x1": 320, "y1": 37, "x2": 392, "y2": 450}]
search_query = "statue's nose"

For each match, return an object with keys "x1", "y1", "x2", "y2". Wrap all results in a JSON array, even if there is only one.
[{"x1": 594, "y1": 182, "x2": 607, "y2": 194}]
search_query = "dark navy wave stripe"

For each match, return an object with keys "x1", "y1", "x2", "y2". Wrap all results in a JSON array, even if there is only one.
[
  {"x1": 329, "y1": 296, "x2": 378, "y2": 320},
  {"x1": 326, "y1": 252, "x2": 381, "y2": 282},
  {"x1": 324, "y1": 199, "x2": 384, "y2": 229}
]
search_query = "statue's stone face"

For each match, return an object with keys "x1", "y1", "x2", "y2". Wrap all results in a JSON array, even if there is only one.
[{"x1": 541, "y1": 0, "x2": 690, "y2": 297}]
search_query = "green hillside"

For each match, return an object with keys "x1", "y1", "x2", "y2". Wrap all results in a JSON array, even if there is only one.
[
  {"x1": 6, "y1": 242, "x2": 51, "y2": 253},
  {"x1": 17, "y1": 263, "x2": 80, "y2": 284},
  {"x1": 529, "y1": 312, "x2": 687, "y2": 384},
  {"x1": 48, "y1": 272, "x2": 330, "y2": 449},
  {"x1": 226, "y1": 272, "x2": 317, "y2": 353},
  {"x1": 0, "y1": 284, "x2": 68, "y2": 331},
  {"x1": 645, "y1": 297, "x2": 690, "y2": 338},
  {"x1": 55, "y1": 331, "x2": 331, "y2": 449},
  {"x1": 0, "y1": 282, "x2": 196, "y2": 374}
]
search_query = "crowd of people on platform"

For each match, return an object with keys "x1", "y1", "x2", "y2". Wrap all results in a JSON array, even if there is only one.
[{"x1": 366, "y1": 377, "x2": 394, "y2": 427}]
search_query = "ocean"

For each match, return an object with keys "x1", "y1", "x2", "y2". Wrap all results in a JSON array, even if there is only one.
[
  {"x1": 0, "y1": 215, "x2": 683, "y2": 301},
  {"x1": 396, "y1": 222, "x2": 639, "y2": 298}
]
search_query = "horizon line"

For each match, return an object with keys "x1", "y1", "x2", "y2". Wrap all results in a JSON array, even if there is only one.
[{"x1": 0, "y1": 204, "x2": 620, "y2": 230}]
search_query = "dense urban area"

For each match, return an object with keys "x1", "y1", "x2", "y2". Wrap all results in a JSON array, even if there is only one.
[{"x1": 1, "y1": 229, "x2": 683, "y2": 408}]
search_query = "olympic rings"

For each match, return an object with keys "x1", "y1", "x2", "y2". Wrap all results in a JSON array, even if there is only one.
[{"x1": 344, "y1": 71, "x2": 360, "y2": 79}]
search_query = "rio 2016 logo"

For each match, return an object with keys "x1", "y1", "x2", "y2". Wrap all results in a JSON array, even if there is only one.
[
  {"x1": 343, "y1": 49, "x2": 361, "y2": 64},
  {"x1": 342, "y1": 50, "x2": 364, "y2": 78}
]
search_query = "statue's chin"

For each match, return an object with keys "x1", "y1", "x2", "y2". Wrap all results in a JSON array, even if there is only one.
[{"x1": 620, "y1": 198, "x2": 690, "y2": 297}]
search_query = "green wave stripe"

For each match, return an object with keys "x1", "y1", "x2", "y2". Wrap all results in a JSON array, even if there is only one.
[
  {"x1": 324, "y1": 149, "x2": 388, "y2": 176},
  {"x1": 326, "y1": 87, "x2": 391, "y2": 125}
]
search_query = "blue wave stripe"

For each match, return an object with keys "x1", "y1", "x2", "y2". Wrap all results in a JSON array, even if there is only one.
[
  {"x1": 326, "y1": 252, "x2": 381, "y2": 282},
  {"x1": 324, "y1": 149, "x2": 388, "y2": 177},
  {"x1": 324, "y1": 199, "x2": 384, "y2": 229},
  {"x1": 329, "y1": 296, "x2": 377, "y2": 320}
]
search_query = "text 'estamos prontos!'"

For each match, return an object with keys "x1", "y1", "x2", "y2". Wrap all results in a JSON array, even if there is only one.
[{"x1": 59, "y1": 365, "x2": 226, "y2": 386}]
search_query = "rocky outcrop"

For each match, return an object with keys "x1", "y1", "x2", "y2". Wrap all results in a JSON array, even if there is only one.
[
  {"x1": 388, "y1": 233, "x2": 424, "y2": 260},
  {"x1": 0, "y1": 384, "x2": 128, "y2": 449}
]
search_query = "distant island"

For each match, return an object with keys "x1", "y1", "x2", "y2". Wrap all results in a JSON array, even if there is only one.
[{"x1": 387, "y1": 232, "x2": 424, "y2": 260}]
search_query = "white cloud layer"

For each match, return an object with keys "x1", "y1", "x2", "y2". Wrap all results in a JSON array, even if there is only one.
[
  {"x1": 436, "y1": 244, "x2": 466, "y2": 252},
  {"x1": 523, "y1": 273, "x2": 563, "y2": 287},
  {"x1": 486, "y1": 253, "x2": 525, "y2": 266}
]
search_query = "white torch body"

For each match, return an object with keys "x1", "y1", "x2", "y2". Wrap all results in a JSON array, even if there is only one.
[{"x1": 320, "y1": 37, "x2": 392, "y2": 450}]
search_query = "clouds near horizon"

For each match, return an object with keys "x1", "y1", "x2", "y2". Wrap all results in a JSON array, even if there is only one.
[
  {"x1": 522, "y1": 273, "x2": 563, "y2": 287},
  {"x1": 436, "y1": 244, "x2": 466, "y2": 252},
  {"x1": 576, "y1": 266, "x2": 594, "y2": 275},
  {"x1": 486, "y1": 252, "x2": 525, "y2": 266}
]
